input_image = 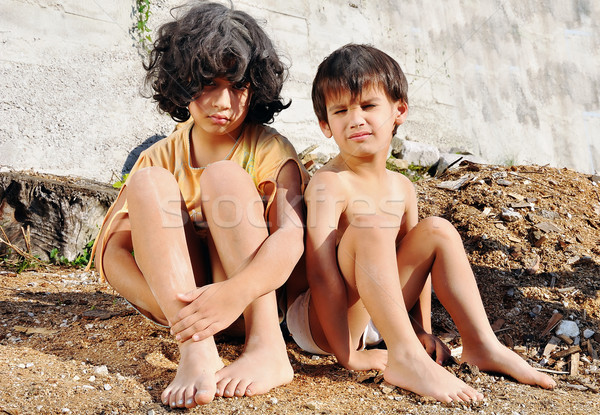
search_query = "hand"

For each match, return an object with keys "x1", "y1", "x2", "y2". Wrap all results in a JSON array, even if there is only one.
[
  {"x1": 416, "y1": 331, "x2": 451, "y2": 365},
  {"x1": 344, "y1": 349, "x2": 388, "y2": 371},
  {"x1": 169, "y1": 280, "x2": 248, "y2": 342}
]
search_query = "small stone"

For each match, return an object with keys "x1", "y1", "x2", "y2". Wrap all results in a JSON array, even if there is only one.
[
  {"x1": 379, "y1": 381, "x2": 396, "y2": 394},
  {"x1": 305, "y1": 401, "x2": 319, "y2": 410},
  {"x1": 88, "y1": 376, "x2": 96, "y2": 382},
  {"x1": 584, "y1": 329, "x2": 595, "y2": 339},
  {"x1": 501, "y1": 208, "x2": 522, "y2": 222},
  {"x1": 310, "y1": 355, "x2": 320, "y2": 360},
  {"x1": 94, "y1": 365, "x2": 109, "y2": 375},
  {"x1": 147, "y1": 410, "x2": 156, "y2": 415},
  {"x1": 497, "y1": 179, "x2": 513, "y2": 186},
  {"x1": 269, "y1": 397, "x2": 278, "y2": 404},
  {"x1": 555, "y1": 320, "x2": 579, "y2": 338},
  {"x1": 103, "y1": 384, "x2": 112, "y2": 391}
]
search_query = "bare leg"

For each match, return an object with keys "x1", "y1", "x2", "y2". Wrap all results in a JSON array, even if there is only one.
[
  {"x1": 336, "y1": 215, "x2": 482, "y2": 403},
  {"x1": 397, "y1": 217, "x2": 555, "y2": 389},
  {"x1": 104, "y1": 167, "x2": 222, "y2": 408},
  {"x1": 200, "y1": 161, "x2": 293, "y2": 398}
]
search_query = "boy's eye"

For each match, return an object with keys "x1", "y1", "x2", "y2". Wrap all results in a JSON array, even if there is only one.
[
  {"x1": 333, "y1": 109, "x2": 347, "y2": 115},
  {"x1": 232, "y1": 82, "x2": 249, "y2": 91},
  {"x1": 362, "y1": 104, "x2": 375, "y2": 110}
]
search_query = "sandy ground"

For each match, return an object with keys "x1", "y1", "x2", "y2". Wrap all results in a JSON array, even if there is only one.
[{"x1": 1, "y1": 162, "x2": 599, "y2": 414}]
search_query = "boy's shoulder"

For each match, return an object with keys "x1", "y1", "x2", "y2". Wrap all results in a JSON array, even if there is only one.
[{"x1": 305, "y1": 159, "x2": 350, "y2": 199}]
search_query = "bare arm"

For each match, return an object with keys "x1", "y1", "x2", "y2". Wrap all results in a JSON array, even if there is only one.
[
  {"x1": 305, "y1": 172, "x2": 385, "y2": 370},
  {"x1": 305, "y1": 172, "x2": 354, "y2": 364}
]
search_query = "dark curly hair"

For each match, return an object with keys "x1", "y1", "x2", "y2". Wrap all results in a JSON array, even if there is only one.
[
  {"x1": 144, "y1": 1, "x2": 290, "y2": 124},
  {"x1": 312, "y1": 44, "x2": 408, "y2": 133}
]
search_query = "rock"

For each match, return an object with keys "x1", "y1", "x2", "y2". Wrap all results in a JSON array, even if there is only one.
[
  {"x1": 379, "y1": 382, "x2": 396, "y2": 394},
  {"x1": 497, "y1": 179, "x2": 513, "y2": 186},
  {"x1": 305, "y1": 401, "x2": 320, "y2": 410},
  {"x1": 555, "y1": 320, "x2": 580, "y2": 338},
  {"x1": 393, "y1": 137, "x2": 440, "y2": 167},
  {"x1": 584, "y1": 329, "x2": 595, "y2": 339},
  {"x1": 501, "y1": 208, "x2": 522, "y2": 222},
  {"x1": 538, "y1": 209, "x2": 561, "y2": 220},
  {"x1": 535, "y1": 221, "x2": 562, "y2": 233},
  {"x1": 388, "y1": 158, "x2": 409, "y2": 170},
  {"x1": 433, "y1": 152, "x2": 488, "y2": 177},
  {"x1": 436, "y1": 174, "x2": 475, "y2": 191}
]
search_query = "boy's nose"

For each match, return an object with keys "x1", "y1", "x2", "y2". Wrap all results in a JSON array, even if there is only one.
[
  {"x1": 349, "y1": 112, "x2": 365, "y2": 128},
  {"x1": 212, "y1": 87, "x2": 232, "y2": 109}
]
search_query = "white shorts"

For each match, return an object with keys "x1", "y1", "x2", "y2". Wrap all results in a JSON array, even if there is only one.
[{"x1": 286, "y1": 289, "x2": 382, "y2": 355}]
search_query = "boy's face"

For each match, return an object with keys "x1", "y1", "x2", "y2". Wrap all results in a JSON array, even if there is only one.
[
  {"x1": 188, "y1": 77, "x2": 251, "y2": 139},
  {"x1": 319, "y1": 84, "x2": 407, "y2": 159}
]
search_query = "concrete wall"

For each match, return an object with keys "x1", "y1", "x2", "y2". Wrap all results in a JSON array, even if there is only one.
[{"x1": 1, "y1": 0, "x2": 598, "y2": 183}]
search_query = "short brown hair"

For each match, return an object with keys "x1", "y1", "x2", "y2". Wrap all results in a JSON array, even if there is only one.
[{"x1": 312, "y1": 44, "x2": 408, "y2": 124}]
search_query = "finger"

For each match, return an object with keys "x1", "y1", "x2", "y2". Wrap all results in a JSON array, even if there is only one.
[
  {"x1": 436, "y1": 342, "x2": 450, "y2": 364},
  {"x1": 170, "y1": 313, "x2": 200, "y2": 336},
  {"x1": 192, "y1": 322, "x2": 220, "y2": 342},
  {"x1": 176, "y1": 319, "x2": 212, "y2": 342}
]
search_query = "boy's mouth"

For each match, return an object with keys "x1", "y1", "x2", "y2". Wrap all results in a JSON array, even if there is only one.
[
  {"x1": 209, "y1": 114, "x2": 229, "y2": 125},
  {"x1": 348, "y1": 131, "x2": 371, "y2": 141}
]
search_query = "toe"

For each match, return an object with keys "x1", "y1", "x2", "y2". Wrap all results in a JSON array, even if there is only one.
[
  {"x1": 215, "y1": 377, "x2": 231, "y2": 397},
  {"x1": 222, "y1": 379, "x2": 238, "y2": 398},
  {"x1": 235, "y1": 379, "x2": 252, "y2": 397}
]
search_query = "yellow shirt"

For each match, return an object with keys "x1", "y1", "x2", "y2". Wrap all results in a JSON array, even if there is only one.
[{"x1": 90, "y1": 119, "x2": 309, "y2": 280}]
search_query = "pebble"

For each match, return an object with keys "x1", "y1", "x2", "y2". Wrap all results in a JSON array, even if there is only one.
[
  {"x1": 305, "y1": 401, "x2": 319, "y2": 410},
  {"x1": 555, "y1": 320, "x2": 579, "y2": 338},
  {"x1": 147, "y1": 410, "x2": 155, "y2": 415},
  {"x1": 269, "y1": 397, "x2": 278, "y2": 404},
  {"x1": 103, "y1": 384, "x2": 112, "y2": 391},
  {"x1": 88, "y1": 376, "x2": 96, "y2": 382},
  {"x1": 501, "y1": 208, "x2": 522, "y2": 222},
  {"x1": 584, "y1": 329, "x2": 595, "y2": 339},
  {"x1": 94, "y1": 365, "x2": 109, "y2": 375}
]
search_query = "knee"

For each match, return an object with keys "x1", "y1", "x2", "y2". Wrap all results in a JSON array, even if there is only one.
[
  {"x1": 418, "y1": 216, "x2": 460, "y2": 241},
  {"x1": 127, "y1": 167, "x2": 177, "y2": 197},
  {"x1": 200, "y1": 160, "x2": 250, "y2": 191}
]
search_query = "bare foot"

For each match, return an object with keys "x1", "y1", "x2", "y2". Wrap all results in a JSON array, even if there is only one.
[
  {"x1": 461, "y1": 339, "x2": 556, "y2": 390},
  {"x1": 161, "y1": 338, "x2": 224, "y2": 408},
  {"x1": 215, "y1": 340, "x2": 293, "y2": 398},
  {"x1": 384, "y1": 347, "x2": 483, "y2": 403}
]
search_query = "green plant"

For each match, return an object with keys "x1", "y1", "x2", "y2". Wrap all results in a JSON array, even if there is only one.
[
  {"x1": 135, "y1": 0, "x2": 152, "y2": 52},
  {"x1": 385, "y1": 159, "x2": 429, "y2": 182},
  {"x1": 112, "y1": 173, "x2": 129, "y2": 189},
  {"x1": 0, "y1": 225, "x2": 44, "y2": 273},
  {"x1": 50, "y1": 240, "x2": 95, "y2": 268}
]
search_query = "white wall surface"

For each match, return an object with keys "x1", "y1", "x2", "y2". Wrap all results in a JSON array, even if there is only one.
[{"x1": 1, "y1": 0, "x2": 598, "y2": 183}]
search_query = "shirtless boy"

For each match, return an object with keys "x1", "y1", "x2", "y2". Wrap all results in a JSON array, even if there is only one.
[{"x1": 286, "y1": 43, "x2": 556, "y2": 403}]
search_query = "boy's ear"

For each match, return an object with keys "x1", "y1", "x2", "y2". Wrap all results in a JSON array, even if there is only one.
[
  {"x1": 394, "y1": 101, "x2": 409, "y2": 126},
  {"x1": 319, "y1": 120, "x2": 333, "y2": 138}
]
